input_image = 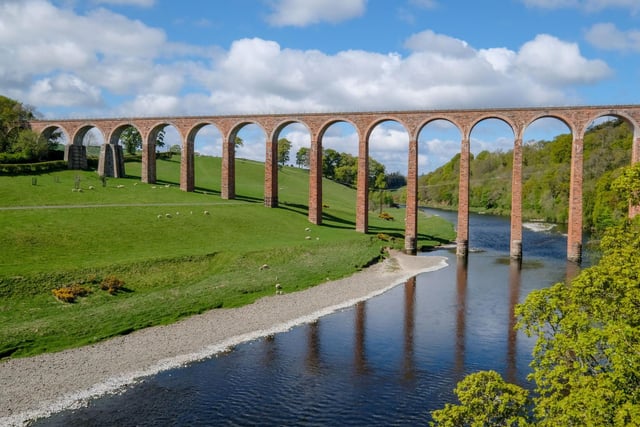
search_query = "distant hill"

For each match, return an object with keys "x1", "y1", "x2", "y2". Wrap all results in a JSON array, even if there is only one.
[{"x1": 412, "y1": 119, "x2": 633, "y2": 234}]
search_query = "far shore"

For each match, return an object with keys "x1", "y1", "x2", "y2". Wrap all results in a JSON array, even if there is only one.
[{"x1": 0, "y1": 250, "x2": 448, "y2": 426}]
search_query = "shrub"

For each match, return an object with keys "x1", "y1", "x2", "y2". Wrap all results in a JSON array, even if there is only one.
[
  {"x1": 378, "y1": 212, "x2": 394, "y2": 221},
  {"x1": 100, "y1": 275, "x2": 125, "y2": 295},
  {"x1": 52, "y1": 285, "x2": 91, "y2": 303}
]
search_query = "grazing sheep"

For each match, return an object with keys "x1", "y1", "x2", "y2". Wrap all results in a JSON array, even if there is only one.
[
  {"x1": 165, "y1": 213, "x2": 172, "y2": 218},
  {"x1": 157, "y1": 214, "x2": 162, "y2": 219},
  {"x1": 275, "y1": 283, "x2": 282, "y2": 290},
  {"x1": 116, "y1": 184, "x2": 124, "y2": 188},
  {"x1": 151, "y1": 186, "x2": 157, "y2": 189},
  {"x1": 204, "y1": 210, "x2": 210, "y2": 215},
  {"x1": 164, "y1": 184, "x2": 170, "y2": 188},
  {"x1": 305, "y1": 227, "x2": 311, "y2": 232},
  {"x1": 305, "y1": 236, "x2": 311, "y2": 240},
  {"x1": 88, "y1": 185, "x2": 95, "y2": 190},
  {"x1": 259, "y1": 264, "x2": 270, "y2": 271}
]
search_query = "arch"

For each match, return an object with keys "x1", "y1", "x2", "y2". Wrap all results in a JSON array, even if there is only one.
[
  {"x1": 185, "y1": 121, "x2": 222, "y2": 193},
  {"x1": 224, "y1": 121, "x2": 268, "y2": 203},
  {"x1": 270, "y1": 120, "x2": 312, "y2": 213},
  {"x1": 38, "y1": 124, "x2": 70, "y2": 145},
  {"x1": 368, "y1": 119, "x2": 410, "y2": 246}
]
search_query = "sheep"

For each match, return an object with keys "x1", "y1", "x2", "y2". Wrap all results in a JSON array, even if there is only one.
[
  {"x1": 259, "y1": 264, "x2": 270, "y2": 271},
  {"x1": 88, "y1": 185, "x2": 95, "y2": 190},
  {"x1": 305, "y1": 236, "x2": 311, "y2": 240},
  {"x1": 157, "y1": 214, "x2": 163, "y2": 219},
  {"x1": 203, "y1": 210, "x2": 210, "y2": 215},
  {"x1": 165, "y1": 213, "x2": 172, "y2": 218},
  {"x1": 116, "y1": 184, "x2": 124, "y2": 188},
  {"x1": 305, "y1": 227, "x2": 311, "y2": 232}
]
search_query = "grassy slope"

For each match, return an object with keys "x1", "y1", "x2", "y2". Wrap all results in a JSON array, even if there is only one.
[{"x1": 0, "y1": 157, "x2": 455, "y2": 359}]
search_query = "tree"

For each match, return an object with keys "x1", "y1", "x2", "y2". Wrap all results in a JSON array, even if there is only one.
[
  {"x1": 119, "y1": 126, "x2": 165, "y2": 155},
  {"x1": 296, "y1": 147, "x2": 310, "y2": 168},
  {"x1": 14, "y1": 130, "x2": 50, "y2": 161},
  {"x1": 431, "y1": 371, "x2": 531, "y2": 427},
  {"x1": 431, "y1": 196, "x2": 640, "y2": 426},
  {"x1": 277, "y1": 138, "x2": 291, "y2": 168},
  {"x1": 0, "y1": 95, "x2": 35, "y2": 154}
]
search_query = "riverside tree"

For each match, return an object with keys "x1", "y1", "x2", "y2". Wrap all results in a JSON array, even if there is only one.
[{"x1": 431, "y1": 165, "x2": 640, "y2": 426}]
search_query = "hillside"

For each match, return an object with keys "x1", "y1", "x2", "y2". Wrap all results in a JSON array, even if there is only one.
[
  {"x1": 0, "y1": 156, "x2": 455, "y2": 359},
  {"x1": 412, "y1": 119, "x2": 633, "y2": 233}
]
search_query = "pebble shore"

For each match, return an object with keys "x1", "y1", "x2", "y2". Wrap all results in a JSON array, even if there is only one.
[{"x1": 0, "y1": 251, "x2": 447, "y2": 426}]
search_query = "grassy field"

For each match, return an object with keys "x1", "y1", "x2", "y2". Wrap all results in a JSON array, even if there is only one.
[{"x1": 0, "y1": 156, "x2": 455, "y2": 359}]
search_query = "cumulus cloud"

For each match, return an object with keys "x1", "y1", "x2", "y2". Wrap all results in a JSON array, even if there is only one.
[
  {"x1": 266, "y1": 0, "x2": 366, "y2": 27},
  {"x1": 585, "y1": 22, "x2": 640, "y2": 52},
  {"x1": 516, "y1": 34, "x2": 612, "y2": 85}
]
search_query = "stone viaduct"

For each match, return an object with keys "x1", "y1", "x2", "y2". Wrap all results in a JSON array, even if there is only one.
[{"x1": 29, "y1": 104, "x2": 640, "y2": 263}]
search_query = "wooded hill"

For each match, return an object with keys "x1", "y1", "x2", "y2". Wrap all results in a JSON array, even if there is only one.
[{"x1": 412, "y1": 119, "x2": 633, "y2": 234}]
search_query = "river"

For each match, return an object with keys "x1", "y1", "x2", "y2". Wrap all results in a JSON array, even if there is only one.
[{"x1": 34, "y1": 209, "x2": 588, "y2": 426}]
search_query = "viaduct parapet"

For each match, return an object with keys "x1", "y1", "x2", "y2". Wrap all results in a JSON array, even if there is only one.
[{"x1": 30, "y1": 104, "x2": 640, "y2": 263}]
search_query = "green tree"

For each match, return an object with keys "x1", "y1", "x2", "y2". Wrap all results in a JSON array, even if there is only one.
[
  {"x1": 277, "y1": 138, "x2": 291, "y2": 168},
  {"x1": 14, "y1": 129, "x2": 50, "y2": 161},
  {"x1": 431, "y1": 190, "x2": 640, "y2": 425},
  {"x1": 295, "y1": 146, "x2": 310, "y2": 168},
  {"x1": 431, "y1": 370, "x2": 532, "y2": 427},
  {"x1": 119, "y1": 126, "x2": 166, "y2": 155},
  {"x1": 0, "y1": 95, "x2": 35, "y2": 153}
]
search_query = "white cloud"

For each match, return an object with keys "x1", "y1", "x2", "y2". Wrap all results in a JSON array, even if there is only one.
[
  {"x1": 266, "y1": 0, "x2": 366, "y2": 27},
  {"x1": 585, "y1": 23, "x2": 640, "y2": 52},
  {"x1": 515, "y1": 34, "x2": 612, "y2": 85},
  {"x1": 29, "y1": 74, "x2": 102, "y2": 107}
]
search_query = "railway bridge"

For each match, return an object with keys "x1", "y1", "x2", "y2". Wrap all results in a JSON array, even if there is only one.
[{"x1": 30, "y1": 104, "x2": 640, "y2": 263}]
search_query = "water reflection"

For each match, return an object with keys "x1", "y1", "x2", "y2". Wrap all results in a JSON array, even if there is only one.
[
  {"x1": 402, "y1": 277, "x2": 416, "y2": 382},
  {"x1": 507, "y1": 259, "x2": 521, "y2": 383},
  {"x1": 455, "y1": 257, "x2": 468, "y2": 380},
  {"x1": 354, "y1": 301, "x2": 368, "y2": 375}
]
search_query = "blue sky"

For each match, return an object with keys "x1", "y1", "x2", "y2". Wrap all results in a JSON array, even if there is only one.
[{"x1": 1, "y1": 0, "x2": 638, "y2": 173}]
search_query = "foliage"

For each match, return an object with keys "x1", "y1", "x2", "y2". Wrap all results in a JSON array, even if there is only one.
[
  {"x1": 295, "y1": 146, "x2": 309, "y2": 168},
  {"x1": 52, "y1": 285, "x2": 91, "y2": 303},
  {"x1": 430, "y1": 370, "x2": 532, "y2": 427},
  {"x1": 432, "y1": 211, "x2": 640, "y2": 426},
  {"x1": 277, "y1": 137, "x2": 291, "y2": 167},
  {"x1": 119, "y1": 125, "x2": 165, "y2": 155},
  {"x1": 100, "y1": 275, "x2": 125, "y2": 295},
  {"x1": 418, "y1": 119, "x2": 633, "y2": 232}
]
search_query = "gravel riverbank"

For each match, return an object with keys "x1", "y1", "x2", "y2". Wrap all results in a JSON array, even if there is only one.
[{"x1": 0, "y1": 251, "x2": 448, "y2": 426}]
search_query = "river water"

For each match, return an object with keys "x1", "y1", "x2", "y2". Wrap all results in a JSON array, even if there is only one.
[{"x1": 35, "y1": 210, "x2": 587, "y2": 426}]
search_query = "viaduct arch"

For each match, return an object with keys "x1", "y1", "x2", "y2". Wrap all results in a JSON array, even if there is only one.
[{"x1": 30, "y1": 105, "x2": 640, "y2": 263}]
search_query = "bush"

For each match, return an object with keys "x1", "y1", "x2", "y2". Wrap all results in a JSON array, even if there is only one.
[
  {"x1": 0, "y1": 160, "x2": 67, "y2": 175},
  {"x1": 100, "y1": 275, "x2": 125, "y2": 295},
  {"x1": 52, "y1": 285, "x2": 91, "y2": 303},
  {"x1": 378, "y1": 212, "x2": 394, "y2": 221}
]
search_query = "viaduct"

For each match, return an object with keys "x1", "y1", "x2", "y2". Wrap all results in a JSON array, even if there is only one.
[{"x1": 29, "y1": 104, "x2": 640, "y2": 263}]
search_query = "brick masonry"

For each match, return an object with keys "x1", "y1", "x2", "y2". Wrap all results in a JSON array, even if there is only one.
[{"x1": 30, "y1": 105, "x2": 640, "y2": 262}]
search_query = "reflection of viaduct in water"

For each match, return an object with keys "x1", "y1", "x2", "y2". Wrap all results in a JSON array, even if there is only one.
[
  {"x1": 452, "y1": 258, "x2": 521, "y2": 384},
  {"x1": 30, "y1": 105, "x2": 640, "y2": 262}
]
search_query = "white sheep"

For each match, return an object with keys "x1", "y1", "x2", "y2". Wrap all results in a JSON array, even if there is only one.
[
  {"x1": 165, "y1": 213, "x2": 172, "y2": 218},
  {"x1": 204, "y1": 210, "x2": 210, "y2": 215},
  {"x1": 157, "y1": 214, "x2": 162, "y2": 219}
]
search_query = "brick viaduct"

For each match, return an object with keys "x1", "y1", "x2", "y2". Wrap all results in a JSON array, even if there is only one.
[{"x1": 29, "y1": 104, "x2": 640, "y2": 263}]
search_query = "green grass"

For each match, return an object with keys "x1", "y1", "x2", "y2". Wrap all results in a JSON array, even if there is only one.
[{"x1": 0, "y1": 156, "x2": 455, "y2": 359}]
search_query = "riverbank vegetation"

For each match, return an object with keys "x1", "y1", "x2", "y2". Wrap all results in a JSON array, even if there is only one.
[
  {"x1": 0, "y1": 157, "x2": 455, "y2": 359},
  {"x1": 409, "y1": 118, "x2": 633, "y2": 235},
  {"x1": 430, "y1": 163, "x2": 640, "y2": 426}
]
